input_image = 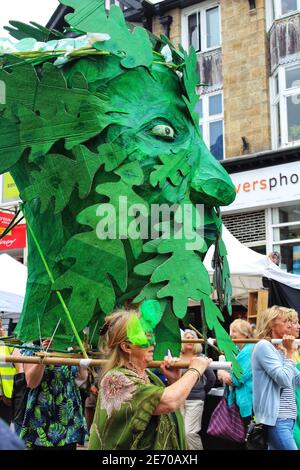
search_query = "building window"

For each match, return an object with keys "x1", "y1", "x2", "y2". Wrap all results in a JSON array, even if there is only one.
[
  {"x1": 271, "y1": 63, "x2": 300, "y2": 148},
  {"x1": 270, "y1": 204, "x2": 300, "y2": 273},
  {"x1": 182, "y1": 2, "x2": 221, "y2": 52},
  {"x1": 196, "y1": 92, "x2": 224, "y2": 160},
  {"x1": 266, "y1": 0, "x2": 300, "y2": 28},
  {"x1": 271, "y1": 0, "x2": 300, "y2": 19}
]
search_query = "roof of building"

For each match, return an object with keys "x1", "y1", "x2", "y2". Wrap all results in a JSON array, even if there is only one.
[{"x1": 221, "y1": 145, "x2": 300, "y2": 173}]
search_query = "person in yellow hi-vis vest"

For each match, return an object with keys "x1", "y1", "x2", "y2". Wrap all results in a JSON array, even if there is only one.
[{"x1": 0, "y1": 343, "x2": 17, "y2": 425}]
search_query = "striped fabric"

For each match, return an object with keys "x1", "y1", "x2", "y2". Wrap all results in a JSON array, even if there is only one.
[
  {"x1": 207, "y1": 397, "x2": 246, "y2": 443},
  {"x1": 278, "y1": 387, "x2": 297, "y2": 420}
]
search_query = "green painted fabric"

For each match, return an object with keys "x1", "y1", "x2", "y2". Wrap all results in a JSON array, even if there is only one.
[
  {"x1": 88, "y1": 367, "x2": 187, "y2": 450},
  {"x1": 0, "y1": 0, "x2": 242, "y2": 375}
]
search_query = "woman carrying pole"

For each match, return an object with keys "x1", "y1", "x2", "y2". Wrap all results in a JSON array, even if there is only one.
[
  {"x1": 88, "y1": 308, "x2": 211, "y2": 450},
  {"x1": 252, "y1": 306, "x2": 300, "y2": 450}
]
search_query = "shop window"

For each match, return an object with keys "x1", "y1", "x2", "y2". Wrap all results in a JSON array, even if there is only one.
[
  {"x1": 182, "y1": 2, "x2": 221, "y2": 52},
  {"x1": 271, "y1": 63, "x2": 300, "y2": 148},
  {"x1": 195, "y1": 92, "x2": 224, "y2": 160},
  {"x1": 271, "y1": 204, "x2": 300, "y2": 273}
]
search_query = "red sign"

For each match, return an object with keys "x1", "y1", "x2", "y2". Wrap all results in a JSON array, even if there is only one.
[{"x1": 0, "y1": 211, "x2": 26, "y2": 250}]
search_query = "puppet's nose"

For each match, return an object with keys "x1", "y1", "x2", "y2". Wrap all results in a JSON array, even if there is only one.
[{"x1": 190, "y1": 143, "x2": 236, "y2": 207}]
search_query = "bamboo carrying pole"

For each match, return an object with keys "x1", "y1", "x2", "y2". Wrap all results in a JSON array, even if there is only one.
[
  {"x1": 182, "y1": 338, "x2": 300, "y2": 344},
  {"x1": 0, "y1": 355, "x2": 232, "y2": 370}
]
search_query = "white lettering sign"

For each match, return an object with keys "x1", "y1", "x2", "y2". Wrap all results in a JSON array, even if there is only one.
[{"x1": 222, "y1": 161, "x2": 300, "y2": 213}]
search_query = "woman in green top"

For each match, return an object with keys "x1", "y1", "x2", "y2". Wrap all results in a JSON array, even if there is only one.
[{"x1": 88, "y1": 308, "x2": 211, "y2": 450}]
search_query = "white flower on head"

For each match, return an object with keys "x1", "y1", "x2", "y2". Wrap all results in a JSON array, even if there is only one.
[
  {"x1": 87, "y1": 32, "x2": 111, "y2": 46},
  {"x1": 0, "y1": 38, "x2": 17, "y2": 54},
  {"x1": 101, "y1": 371, "x2": 136, "y2": 418},
  {"x1": 161, "y1": 45, "x2": 173, "y2": 63}
]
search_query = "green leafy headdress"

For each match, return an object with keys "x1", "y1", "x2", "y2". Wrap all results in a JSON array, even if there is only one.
[{"x1": 126, "y1": 300, "x2": 163, "y2": 347}]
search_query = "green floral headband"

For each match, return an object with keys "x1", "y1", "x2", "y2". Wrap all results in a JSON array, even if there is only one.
[{"x1": 126, "y1": 300, "x2": 163, "y2": 348}]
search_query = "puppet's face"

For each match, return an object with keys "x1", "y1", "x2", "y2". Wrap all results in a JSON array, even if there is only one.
[
  {"x1": 0, "y1": 54, "x2": 235, "y2": 348},
  {"x1": 70, "y1": 60, "x2": 235, "y2": 209}
]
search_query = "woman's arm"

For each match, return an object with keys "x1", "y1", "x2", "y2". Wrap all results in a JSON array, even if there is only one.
[
  {"x1": 217, "y1": 369, "x2": 232, "y2": 386},
  {"x1": 204, "y1": 367, "x2": 216, "y2": 393},
  {"x1": 153, "y1": 356, "x2": 211, "y2": 415},
  {"x1": 255, "y1": 339, "x2": 295, "y2": 388},
  {"x1": 23, "y1": 339, "x2": 50, "y2": 389},
  {"x1": 76, "y1": 366, "x2": 89, "y2": 382},
  {"x1": 24, "y1": 363, "x2": 45, "y2": 389},
  {"x1": 11, "y1": 348, "x2": 24, "y2": 374}
]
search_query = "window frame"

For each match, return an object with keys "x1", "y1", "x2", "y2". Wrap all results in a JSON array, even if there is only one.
[
  {"x1": 181, "y1": 1, "x2": 222, "y2": 53},
  {"x1": 268, "y1": 204, "x2": 300, "y2": 273},
  {"x1": 270, "y1": 62, "x2": 300, "y2": 149},
  {"x1": 198, "y1": 90, "x2": 225, "y2": 160},
  {"x1": 266, "y1": 0, "x2": 300, "y2": 30}
]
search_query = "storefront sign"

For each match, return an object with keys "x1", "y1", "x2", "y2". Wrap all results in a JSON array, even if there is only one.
[
  {"x1": 0, "y1": 211, "x2": 26, "y2": 250},
  {"x1": 222, "y1": 161, "x2": 300, "y2": 213},
  {"x1": 2, "y1": 173, "x2": 19, "y2": 203}
]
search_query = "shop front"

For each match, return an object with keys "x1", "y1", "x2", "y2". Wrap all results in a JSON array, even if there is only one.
[{"x1": 222, "y1": 157, "x2": 300, "y2": 274}]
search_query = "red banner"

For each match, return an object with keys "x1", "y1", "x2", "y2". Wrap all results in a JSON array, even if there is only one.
[{"x1": 0, "y1": 211, "x2": 26, "y2": 250}]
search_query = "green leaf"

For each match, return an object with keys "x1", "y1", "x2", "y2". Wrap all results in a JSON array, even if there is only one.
[
  {"x1": 53, "y1": 232, "x2": 127, "y2": 329},
  {"x1": 0, "y1": 104, "x2": 111, "y2": 173},
  {"x1": 134, "y1": 256, "x2": 169, "y2": 277},
  {"x1": 181, "y1": 48, "x2": 200, "y2": 130},
  {"x1": 96, "y1": 161, "x2": 147, "y2": 258},
  {"x1": 60, "y1": 0, "x2": 153, "y2": 69},
  {"x1": 21, "y1": 144, "x2": 127, "y2": 213},
  {"x1": 150, "y1": 152, "x2": 190, "y2": 188},
  {"x1": 153, "y1": 304, "x2": 181, "y2": 360},
  {"x1": 212, "y1": 231, "x2": 233, "y2": 314},
  {"x1": 4, "y1": 20, "x2": 64, "y2": 41},
  {"x1": 203, "y1": 296, "x2": 242, "y2": 377},
  {"x1": 150, "y1": 237, "x2": 212, "y2": 318},
  {"x1": 36, "y1": 62, "x2": 108, "y2": 118}
]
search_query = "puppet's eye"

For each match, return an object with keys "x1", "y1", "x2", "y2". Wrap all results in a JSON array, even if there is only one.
[{"x1": 150, "y1": 125, "x2": 175, "y2": 140}]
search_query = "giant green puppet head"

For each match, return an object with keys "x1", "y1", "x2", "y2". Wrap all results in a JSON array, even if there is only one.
[{"x1": 0, "y1": 1, "x2": 239, "y2": 370}]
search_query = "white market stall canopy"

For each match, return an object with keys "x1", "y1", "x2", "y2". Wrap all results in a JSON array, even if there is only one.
[
  {"x1": 0, "y1": 253, "x2": 27, "y2": 316},
  {"x1": 203, "y1": 226, "x2": 300, "y2": 305}
]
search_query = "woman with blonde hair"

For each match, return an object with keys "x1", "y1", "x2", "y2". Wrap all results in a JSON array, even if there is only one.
[
  {"x1": 180, "y1": 329, "x2": 216, "y2": 450},
  {"x1": 88, "y1": 304, "x2": 212, "y2": 450},
  {"x1": 217, "y1": 319, "x2": 254, "y2": 446},
  {"x1": 252, "y1": 306, "x2": 300, "y2": 450}
]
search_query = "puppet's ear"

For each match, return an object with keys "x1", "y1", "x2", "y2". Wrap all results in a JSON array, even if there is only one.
[{"x1": 140, "y1": 300, "x2": 163, "y2": 330}]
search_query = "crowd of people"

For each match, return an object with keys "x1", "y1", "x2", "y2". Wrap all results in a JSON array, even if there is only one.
[{"x1": 1, "y1": 305, "x2": 300, "y2": 451}]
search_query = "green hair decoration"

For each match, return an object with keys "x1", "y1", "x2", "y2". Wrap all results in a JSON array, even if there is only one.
[{"x1": 126, "y1": 300, "x2": 163, "y2": 347}]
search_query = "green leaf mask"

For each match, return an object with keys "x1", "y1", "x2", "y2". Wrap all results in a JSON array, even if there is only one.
[{"x1": 126, "y1": 300, "x2": 163, "y2": 347}]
